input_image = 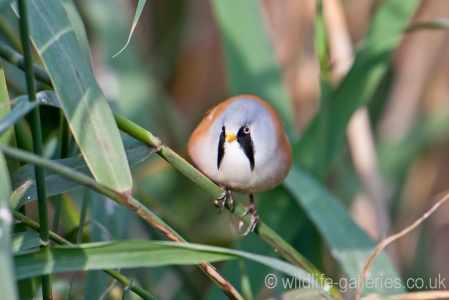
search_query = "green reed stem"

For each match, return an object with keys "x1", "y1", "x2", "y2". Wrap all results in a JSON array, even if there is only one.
[{"x1": 17, "y1": 0, "x2": 52, "y2": 298}]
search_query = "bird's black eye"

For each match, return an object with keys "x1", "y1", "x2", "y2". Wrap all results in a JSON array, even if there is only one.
[{"x1": 242, "y1": 125, "x2": 251, "y2": 134}]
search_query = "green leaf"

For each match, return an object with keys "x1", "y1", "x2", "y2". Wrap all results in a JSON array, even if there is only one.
[
  {"x1": 297, "y1": 0, "x2": 420, "y2": 176},
  {"x1": 0, "y1": 90, "x2": 64, "y2": 137},
  {"x1": 22, "y1": 0, "x2": 132, "y2": 192},
  {"x1": 0, "y1": 151, "x2": 18, "y2": 299},
  {"x1": 12, "y1": 232, "x2": 43, "y2": 254},
  {"x1": 113, "y1": 0, "x2": 147, "y2": 58},
  {"x1": 60, "y1": 0, "x2": 91, "y2": 64},
  {"x1": 0, "y1": 59, "x2": 22, "y2": 144},
  {"x1": 78, "y1": 0, "x2": 165, "y2": 137},
  {"x1": 211, "y1": 0, "x2": 293, "y2": 130},
  {"x1": 0, "y1": 96, "x2": 38, "y2": 136},
  {"x1": 285, "y1": 166, "x2": 403, "y2": 295},
  {"x1": 14, "y1": 240, "x2": 330, "y2": 297},
  {"x1": 10, "y1": 138, "x2": 157, "y2": 208}
]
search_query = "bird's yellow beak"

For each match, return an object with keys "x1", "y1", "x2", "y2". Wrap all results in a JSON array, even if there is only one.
[{"x1": 225, "y1": 134, "x2": 237, "y2": 143}]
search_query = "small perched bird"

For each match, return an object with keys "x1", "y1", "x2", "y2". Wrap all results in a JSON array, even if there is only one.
[{"x1": 188, "y1": 95, "x2": 292, "y2": 235}]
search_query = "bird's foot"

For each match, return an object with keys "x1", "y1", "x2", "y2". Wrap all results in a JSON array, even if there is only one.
[
  {"x1": 213, "y1": 188, "x2": 234, "y2": 213},
  {"x1": 238, "y1": 194, "x2": 259, "y2": 236}
]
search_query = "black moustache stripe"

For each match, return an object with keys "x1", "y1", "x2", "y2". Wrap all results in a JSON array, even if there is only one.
[
  {"x1": 217, "y1": 127, "x2": 226, "y2": 169},
  {"x1": 237, "y1": 127, "x2": 255, "y2": 172}
]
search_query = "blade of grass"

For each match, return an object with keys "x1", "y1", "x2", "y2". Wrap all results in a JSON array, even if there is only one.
[
  {"x1": 14, "y1": 240, "x2": 328, "y2": 297},
  {"x1": 1, "y1": 56, "x2": 30, "y2": 299},
  {"x1": 12, "y1": 210, "x2": 157, "y2": 300},
  {"x1": 0, "y1": 43, "x2": 52, "y2": 86},
  {"x1": 12, "y1": 232, "x2": 43, "y2": 254},
  {"x1": 60, "y1": 0, "x2": 91, "y2": 64},
  {"x1": 0, "y1": 96, "x2": 38, "y2": 136},
  {"x1": 10, "y1": 138, "x2": 156, "y2": 208},
  {"x1": 297, "y1": 0, "x2": 421, "y2": 177},
  {"x1": 51, "y1": 111, "x2": 71, "y2": 236},
  {"x1": 76, "y1": 0, "x2": 167, "y2": 136},
  {"x1": 15, "y1": 0, "x2": 133, "y2": 193},
  {"x1": 17, "y1": 0, "x2": 51, "y2": 297},
  {"x1": 285, "y1": 166, "x2": 403, "y2": 295},
  {"x1": 0, "y1": 151, "x2": 18, "y2": 299},
  {"x1": 0, "y1": 90, "x2": 64, "y2": 139},
  {"x1": 1, "y1": 145, "x2": 141, "y2": 208},
  {"x1": 113, "y1": 0, "x2": 147, "y2": 58},
  {"x1": 239, "y1": 260, "x2": 254, "y2": 300},
  {"x1": 0, "y1": 43, "x2": 51, "y2": 87},
  {"x1": 315, "y1": 0, "x2": 329, "y2": 77},
  {"x1": 85, "y1": 191, "x2": 128, "y2": 300},
  {"x1": 66, "y1": 189, "x2": 90, "y2": 299},
  {"x1": 0, "y1": 59, "x2": 16, "y2": 145}
]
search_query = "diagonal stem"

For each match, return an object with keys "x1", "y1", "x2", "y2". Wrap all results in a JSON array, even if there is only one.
[
  {"x1": 17, "y1": 0, "x2": 51, "y2": 298},
  {"x1": 114, "y1": 113, "x2": 342, "y2": 299},
  {"x1": 0, "y1": 43, "x2": 51, "y2": 87}
]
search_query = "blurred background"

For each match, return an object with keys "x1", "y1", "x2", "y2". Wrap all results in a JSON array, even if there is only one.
[{"x1": 2, "y1": 0, "x2": 449, "y2": 299}]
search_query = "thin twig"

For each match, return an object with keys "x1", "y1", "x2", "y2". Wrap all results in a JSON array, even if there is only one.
[{"x1": 356, "y1": 192, "x2": 449, "y2": 300}]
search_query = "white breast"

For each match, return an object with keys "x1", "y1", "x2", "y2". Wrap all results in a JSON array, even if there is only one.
[{"x1": 191, "y1": 132, "x2": 286, "y2": 194}]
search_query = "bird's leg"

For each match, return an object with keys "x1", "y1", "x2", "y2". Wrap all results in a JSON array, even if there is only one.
[
  {"x1": 239, "y1": 194, "x2": 259, "y2": 236},
  {"x1": 213, "y1": 187, "x2": 234, "y2": 213}
]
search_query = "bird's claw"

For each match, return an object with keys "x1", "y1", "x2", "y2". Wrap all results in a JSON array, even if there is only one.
[
  {"x1": 213, "y1": 190, "x2": 226, "y2": 211},
  {"x1": 238, "y1": 211, "x2": 259, "y2": 236},
  {"x1": 238, "y1": 196, "x2": 259, "y2": 236},
  {"x1": 214, "y1": 188, "x2": 233, "y2": 213},
  {"x1": 214, "y1": 191, "x2": 258, "y2": 235}
]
